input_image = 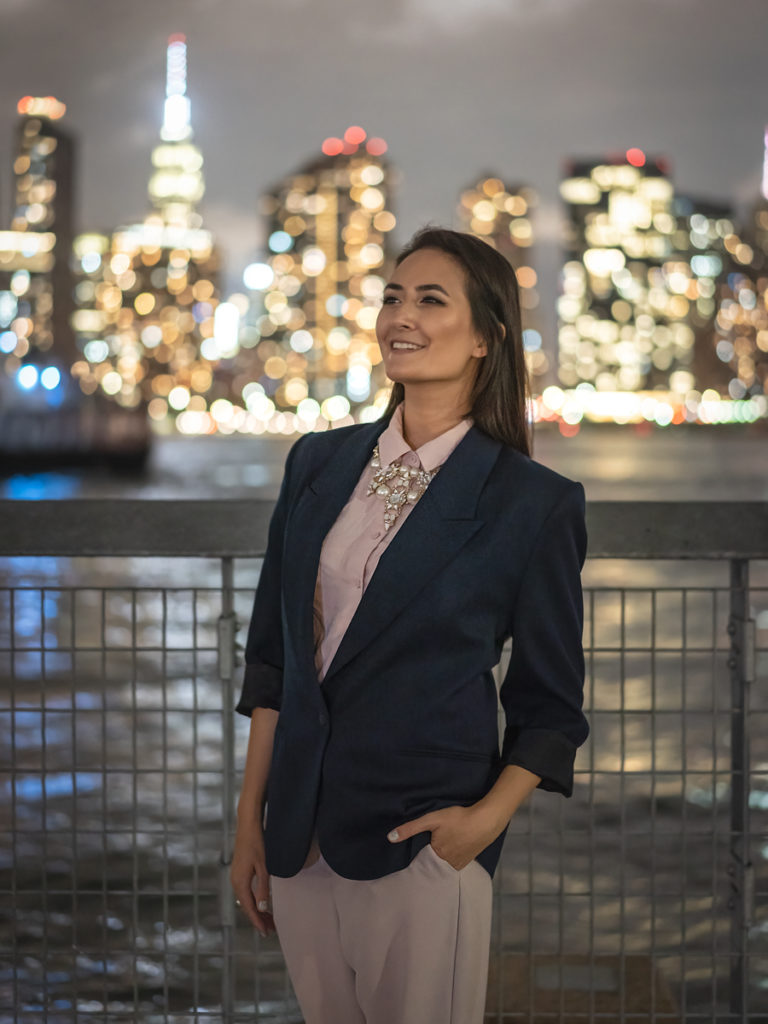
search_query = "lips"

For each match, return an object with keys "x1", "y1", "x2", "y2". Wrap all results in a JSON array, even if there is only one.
[{"x1": 389, "y1": 340, "x2": 425, "y2": 351}]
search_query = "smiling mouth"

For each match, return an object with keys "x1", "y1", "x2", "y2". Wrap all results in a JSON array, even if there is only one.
[{"x1": 390, "y1": 341, "x2": 425, "y2": 351}]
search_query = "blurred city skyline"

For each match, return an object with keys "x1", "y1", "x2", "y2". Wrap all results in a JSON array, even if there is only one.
[
  {"x1": 1, "y1": 0, "x2": 766, "y2": 451},
  {"x1": 1, "y1": 0, "x2": 766, "y2": 303}
]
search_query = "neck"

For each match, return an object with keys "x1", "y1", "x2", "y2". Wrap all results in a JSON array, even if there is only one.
[{"x1": 400, "y1": 382, "x2": 472, "y2": 450}]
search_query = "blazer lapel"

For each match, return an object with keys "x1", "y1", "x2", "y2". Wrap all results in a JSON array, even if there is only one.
[
  {"x1": 320, "y1": 425, "x2": 502, "y2": 688},
  {"x1": 282, "y1": 420, "x2": 388, "y2": 686}
]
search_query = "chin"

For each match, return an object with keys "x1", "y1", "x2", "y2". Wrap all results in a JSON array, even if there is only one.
[
  {"x1": 382, "y1": 364, "x2": 427, "y2": 383},
  {"x1": 385, "y1": 372, "x2": 422, "y2": 386}
]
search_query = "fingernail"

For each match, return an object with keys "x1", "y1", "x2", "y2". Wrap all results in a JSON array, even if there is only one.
[
  {"x1": 387, "y1": 830, "x2": 399, "y2": 842},
  {"x1": 257, "y1": 900, "x2": 270, "y2": 912}
]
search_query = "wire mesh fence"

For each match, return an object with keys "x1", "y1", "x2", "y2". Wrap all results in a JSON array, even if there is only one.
[{"x1": 0, "y1": 502, "x2": 766, "y2": 1022}]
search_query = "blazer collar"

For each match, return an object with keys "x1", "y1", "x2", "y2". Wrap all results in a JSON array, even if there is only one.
[
  {"x1": 306, "y1": 418, "x2": 500, "y2": 520},
  {"x1": 377, "y1": 402, "x2": 473, "y2": 474},
  {"x1": 284, "y1": 419, "x2": 503, "y2": 692},
  {"x1": 307, "y1": 418, "x2": 388, "y2": 501}
]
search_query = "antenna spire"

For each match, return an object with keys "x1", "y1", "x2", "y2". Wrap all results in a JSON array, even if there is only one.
[{"x1": 161, "y1": 34, "x2": 191, "y2": 142}]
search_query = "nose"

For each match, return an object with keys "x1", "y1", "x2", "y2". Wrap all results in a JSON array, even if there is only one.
[{"x1": 392, "y1": 303, "x2": 417, "y2": 330}]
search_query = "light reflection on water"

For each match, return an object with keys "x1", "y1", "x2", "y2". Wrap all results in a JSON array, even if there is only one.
[
  {"x1": 1, "y1": 474, "x2": 82, "y2": 502},
  {"x1": 1, "y1": 425, "x2": 767, "y2": 503},
  {"x1": 1, "y1": 429, "x2": 767, "y2": 1017}
]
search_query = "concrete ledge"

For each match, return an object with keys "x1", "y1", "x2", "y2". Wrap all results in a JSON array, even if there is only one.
[{"x1": 584, "y1": 500, "x2": 768, "y2": 559}]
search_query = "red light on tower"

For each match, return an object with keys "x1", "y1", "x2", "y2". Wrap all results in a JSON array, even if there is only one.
[
  {"x1": 17, "y1": 95, "x2": 66, "y2": 119},
  {"x1": 168, "y1": 32, "x2": 186, "y2": 43},
  {"x1": 366, "y1": 137, "x2": 388, "y2": 156},
  {"x1": 322, "y1": 137, "x2": 344, "y2": 156},
  {"x1": 626, "y1": 147, "x2": 646, "y2": 168},
  {"x1": 344, "y1": 125, "x2": 367, "y2": 145}
]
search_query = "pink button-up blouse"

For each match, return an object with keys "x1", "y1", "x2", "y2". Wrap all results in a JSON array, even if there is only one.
[{"x1": 312, "y1": 404, "x2": 473, "y2": 683}]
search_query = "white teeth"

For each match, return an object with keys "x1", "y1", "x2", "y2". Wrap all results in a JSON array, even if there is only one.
[{"x1": 392, "y1": 342, "x2": 422, "y2": 350}]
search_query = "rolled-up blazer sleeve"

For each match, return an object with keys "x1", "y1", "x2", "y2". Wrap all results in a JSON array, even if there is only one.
[
  {"x1": 499, "y1": 481, "x2": 588, "y2": 796},
  {"x1": 235, "y1": 436, "x2": 305, "y2": 717}
]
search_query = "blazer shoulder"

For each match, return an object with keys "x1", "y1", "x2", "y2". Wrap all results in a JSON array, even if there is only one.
[
  {"x1": 489, "y1": 445, "x2": 586, "y2": 566},
  {"x1": 494, "y1": 443, "x2": 583, "y2": 500}
]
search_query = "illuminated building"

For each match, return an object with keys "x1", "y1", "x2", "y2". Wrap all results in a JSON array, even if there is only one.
[
  {"x1": 707, "y1": 131, "x2": 768, "y2": 406},
  {"x1": 558, "y1": 151, "x2": 688, "y2": 394},
  {"x1": 71, "y1": 35, "x2": 222, "y2": 427},
  {"x1": 669, "y1": 196, "x2": 735, "y2": 395},
  {"x1": 241, "y1": 127, "x2": 395, "y2": 431},
  {"x1": 0, "y1": 97, "x2": 75, "y2": 408},
  {"x1": 457, "y1": 175, "x2": 545, "y2": 384},
  {"x1": 549, "y1": 149, "x2": 766, "y2": 427}
]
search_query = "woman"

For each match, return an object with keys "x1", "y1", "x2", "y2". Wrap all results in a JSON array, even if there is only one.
[{"x1": 231, "y1": 227, "x2": 588, "y2": 1024}]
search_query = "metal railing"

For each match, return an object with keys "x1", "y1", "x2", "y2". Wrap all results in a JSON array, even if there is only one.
[{"x1": 1, "y1": 499, "x2": 767, "y2": 1023}]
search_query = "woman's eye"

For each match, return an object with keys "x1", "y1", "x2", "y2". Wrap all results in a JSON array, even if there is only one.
[{"x1": 380, "y1": 294, "x2": 444, "y2": 305}]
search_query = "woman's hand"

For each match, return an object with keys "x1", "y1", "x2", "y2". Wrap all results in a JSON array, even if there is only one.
[
  {"x1": 386, "y1": 764, "x2": 542, "y2": 870},
  {"x1": 230, "y1": 819, "x2": 275, "y2": 937},
  {"x1": 386, "y1": 803, "x2": 503, "y2": 871}
]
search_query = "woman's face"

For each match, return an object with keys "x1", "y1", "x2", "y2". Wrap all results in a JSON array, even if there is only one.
[{"x1": 376, "y1": 248, "x2": 487, "y2": 392}]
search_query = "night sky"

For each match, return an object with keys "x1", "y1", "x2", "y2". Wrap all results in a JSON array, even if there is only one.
[{"x1": 1, "y1": 0, "x2": 766, "y2": 322}]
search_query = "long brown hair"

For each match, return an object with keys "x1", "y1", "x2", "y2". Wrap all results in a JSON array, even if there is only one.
[{"x1": 381, "y1": 227, "x2": 531, "y2": 455}]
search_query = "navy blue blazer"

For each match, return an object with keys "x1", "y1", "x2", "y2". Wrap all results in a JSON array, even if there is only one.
[{"x1": 236, "y1": 415, "x2": 588, "y2": 880}]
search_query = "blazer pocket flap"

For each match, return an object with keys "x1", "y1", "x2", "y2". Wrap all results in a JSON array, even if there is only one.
[{"x1": 401, "y1": 746, "x2": 494, "y2": 763}]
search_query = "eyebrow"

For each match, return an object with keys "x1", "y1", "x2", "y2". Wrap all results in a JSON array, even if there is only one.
[{"x1": 383, "y1": 282, "x2": 450, "y2": 296}]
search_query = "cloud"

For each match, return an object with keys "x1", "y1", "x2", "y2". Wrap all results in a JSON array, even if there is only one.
[
  {"x1": 340, "y1": 0, "x2": 594, "y2": 46},
  {"x1": 0, "y1": 0, "x2": 40, "y2": 10},
  {"x1": 406, "y1": 0, "x2": 582, "y2": 24}
]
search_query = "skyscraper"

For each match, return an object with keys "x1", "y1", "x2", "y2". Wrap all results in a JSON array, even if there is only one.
[
  {"x1": 456, "y1": 175, "x2": 546, "y2": 385},
  {"x1": 558, "y1": 152, "x2": 687, "y2": 395},
  {"x1": 553, "y1": 149, "x2": 767, "y2": 426},
  {"x1": 0, "y1": 96, "x2": 76, "y2": 408},
  {"x1": 71, "y1": 35, "x2": 221, "y2": 426},
  {"x1": 706, "y1": 128, "x2": 768, "y2": 410},
  {"x1": 669, "y1": 195, "x2": 735, "y2": 397},
  {"x1": 241, "y1": 127, "x2": 396, "y2": 431}
]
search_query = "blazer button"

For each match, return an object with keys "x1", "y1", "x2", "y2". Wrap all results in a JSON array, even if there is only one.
[{"x1": 318, "y1": 711, "x2": 328, "y2": 726}]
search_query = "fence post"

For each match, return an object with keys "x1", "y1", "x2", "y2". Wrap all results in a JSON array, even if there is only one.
[
  {"x1": 728, "y1": 558, "x2": 754, "y2": 1021},
  {"x1": 218, "y1": 556, "x2": 238, "y2": 1022}
]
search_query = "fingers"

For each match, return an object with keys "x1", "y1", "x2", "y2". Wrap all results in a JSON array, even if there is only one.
[
  {"x1": 231, "y1": 865, "x2": 275, "y2": 937},
  {"x1": 387, "y1": 811, "x2": 438, "y2": 843},
  {"x1": 387, "y1": 806, "x2": 481, "y2": 869},
  {"x1": 253, "y1": 868, "x2": 273, "y2": 917}
]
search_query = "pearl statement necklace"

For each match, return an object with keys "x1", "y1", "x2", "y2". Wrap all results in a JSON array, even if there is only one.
[{"x1": 367, "y1": 443, "x2": 439, "y2": 530}]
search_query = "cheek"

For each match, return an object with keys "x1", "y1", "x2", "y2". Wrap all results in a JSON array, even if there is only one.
[{"x1": 434, "y1": 313, "x2": 466, "y2": 345}]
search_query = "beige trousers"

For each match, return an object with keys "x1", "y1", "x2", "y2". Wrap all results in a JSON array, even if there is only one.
[{"x1": 270, "y1": 842, "x2": 493, "y2": 1024}]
